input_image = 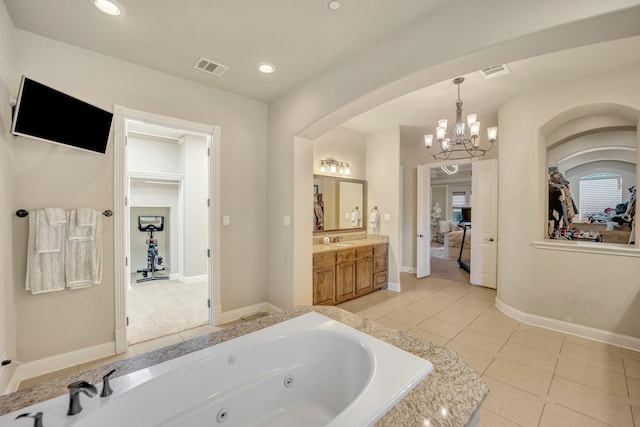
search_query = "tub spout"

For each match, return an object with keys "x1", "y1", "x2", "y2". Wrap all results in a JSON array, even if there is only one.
[
  {"x1": 14, "y1": 412, "x2": 43, "y2": 427},
  {"x1": 67, "y1": 381, "x2": 97, "y2": 415},
  {"x1": 101, "y1": 368, "x2": 117, "y2": 397}
]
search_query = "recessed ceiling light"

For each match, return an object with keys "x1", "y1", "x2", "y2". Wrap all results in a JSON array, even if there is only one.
[
  {"x1": 257, "y1": 63, "x2": 276, "y2": 74},
  {"x1": 328, "y1": 0, "x2": 341, "y2": 10},
  {"x1": 92, "y1": 0, "x2": 124, "y2": 16}
]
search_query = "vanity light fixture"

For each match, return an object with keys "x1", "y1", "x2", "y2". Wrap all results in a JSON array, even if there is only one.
[
  {"x1": 424, "y1": 77, "x2": 497, "y2": 160},
  {"x1": 319, "y1": 159, "x2": 351, "y2": 176},
  {"x1": 257, "y1": 63, "x2": 276, "y2": 74},
  {"x1": 92, "y1": 0, "x2": 124, "y2": 16}
]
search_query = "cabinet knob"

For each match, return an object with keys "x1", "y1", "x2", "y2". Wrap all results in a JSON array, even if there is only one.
[{"x1": 488, "y1": 237, "x2": 494, "y2": 242}]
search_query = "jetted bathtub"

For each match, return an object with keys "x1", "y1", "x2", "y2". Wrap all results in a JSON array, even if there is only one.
[{"x1": 2, "y1": 312, "x2": 433, "y2": 427}]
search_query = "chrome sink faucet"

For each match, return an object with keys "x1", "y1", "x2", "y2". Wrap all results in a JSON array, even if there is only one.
[
  {"x1": 332, "y1": 236, "x2": 342, "y2": 243},
  {"x1": 67, "y1": 381, "x2": 97, "y2": 415}
]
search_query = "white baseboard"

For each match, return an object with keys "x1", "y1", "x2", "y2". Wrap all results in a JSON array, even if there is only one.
[
  {"x1": 184, "y1": 274, "x2": 207, "y2": 284},
  {"x1": 4, "y1": 342, "x2": 116, "y2": 394},
  {"x1": 495, "y1": 297, "x2": 640, "y2": 352},
  {"x1": 387, "y1": 281, "x2": 401, "y2": 292}
]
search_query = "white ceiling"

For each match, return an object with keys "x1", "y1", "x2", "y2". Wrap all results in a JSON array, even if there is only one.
[
  {"x1": 2, "y1": 0, "x2": 448, "y2": 103},
  {"x1": 4, "y1": 1, "x2": 640, "y2": 141}
]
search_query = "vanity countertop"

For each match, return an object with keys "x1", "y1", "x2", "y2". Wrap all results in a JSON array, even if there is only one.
[
  {"x1": 0, "y1": 306, "x2": 488, "y2": 426},
  {"x1": 312, "y1": 236, "x2": 389, "y2": 253}
]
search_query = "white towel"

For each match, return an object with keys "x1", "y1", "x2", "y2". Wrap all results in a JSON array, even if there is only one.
[
  {"x1": 65, "y1": 210, "x2": 103, "y2": 288},
  {"x1": 35, "y1": 209, "x2": 64, "y2": 253},
  {"x1": 26, "y1": 211, "x2": 66, "y2": 294},
  {"x1": 351, "y1": 209, "x2": 360, "y2": 227},
  {"x1": 76, "y1": 208, "x2": 96, "y2": 227},
  {"x1": 67, "y1": 209, "x2": 97, "y2": 241},
  {"x1": 45, "y1": 208, "x2": 66, "y2": 226}
]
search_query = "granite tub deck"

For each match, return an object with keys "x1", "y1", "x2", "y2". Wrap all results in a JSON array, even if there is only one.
[{"x1": 0, "y1": 306, "x2": 488, "y2": 426}]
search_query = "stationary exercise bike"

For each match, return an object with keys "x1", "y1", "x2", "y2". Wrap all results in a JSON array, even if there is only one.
[{"x1": 136, "y1": 215, "x2": 169, "y2": 283}]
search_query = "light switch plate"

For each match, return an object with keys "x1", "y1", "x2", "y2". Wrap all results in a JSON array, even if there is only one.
[
  {"x1": 284, "y1": 216, "x2": 291, "y2": 226},
  {"x1": 223, "y1": 215, "x2": 230, "y2": 225},
  {"x1": 384, "y1": 213, "x2": 391, "y2": 221}
]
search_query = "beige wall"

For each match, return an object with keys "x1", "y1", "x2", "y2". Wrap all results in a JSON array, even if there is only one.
[
  {"x1": 366, "y1": 129, "x2": 402, "y2": 287},
  {"x1": 5, "y1": 27, "x2": 267, "y2": 362},
  {"x1": 497, "y1": 63, "x2": 640, "y2": 337},
  {"x1": 313, "y1": 127, "x2": 366, "y2": 180},
  {"x1": 0, "y1": 1, "x2": 16, "y2": 388}
]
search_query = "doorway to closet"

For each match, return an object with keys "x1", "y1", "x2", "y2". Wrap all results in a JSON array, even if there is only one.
[{"x1": 112, "y1": 106, "x2": 221, "y2": 352}]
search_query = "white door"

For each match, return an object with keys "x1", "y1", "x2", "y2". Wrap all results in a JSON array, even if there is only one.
[
  {"x1": 470, "y1": 159, "x2": 498, "y2": 288},
  {"x1": 416, "y1": 164, "x2": 431, "y2": 278}
]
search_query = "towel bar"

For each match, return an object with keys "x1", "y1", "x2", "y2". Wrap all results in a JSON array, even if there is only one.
[{"x1": 15, "y1": 209, "x2": 113, "y2": 218}]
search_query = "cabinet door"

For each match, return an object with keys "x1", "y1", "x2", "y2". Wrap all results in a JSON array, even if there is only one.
[
  {"x1": 355, "y1": 258, "x2": 373, "y2": 296},
  {"x1": 336, "y1": 262, "x2": 356, "y2": 303},
  {"x1": 373, "y1": 271, "x2": 388, "y2": 290},
  {"x1": 313, "y1": 265, "x2": 335, "y2": 305}
]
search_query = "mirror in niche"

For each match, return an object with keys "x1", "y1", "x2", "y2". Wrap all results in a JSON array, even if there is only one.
[
  {"x1": 313, "y1": 175, "x2": 367, "y2": 232},
  {"x1": 546, "y1": 130, "x2": 636, "y2": 244}
]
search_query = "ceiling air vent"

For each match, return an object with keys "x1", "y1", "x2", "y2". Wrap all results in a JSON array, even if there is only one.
[
  {"x1": 480, "y1": 64, "x2": 510, "y2": 80},
  {"x1": 193, "y1": 57, "x2": 229, "y2": 77}
]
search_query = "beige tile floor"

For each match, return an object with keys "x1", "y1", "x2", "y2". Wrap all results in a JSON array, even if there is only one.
[
  {"x1": 18, "y1": 272, "x2": 640, "y2": 426},
  {"x1": 337, "y1": 273, "x2": 640, "y2": 427}
]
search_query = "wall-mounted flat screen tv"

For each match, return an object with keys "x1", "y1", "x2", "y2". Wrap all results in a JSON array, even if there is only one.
[
  {"x1": 11, "y1": 75, "x2": 113, "y2": 154},
  {"x1": 461, "y1": 207, "x2": 472, "y2": 222}
]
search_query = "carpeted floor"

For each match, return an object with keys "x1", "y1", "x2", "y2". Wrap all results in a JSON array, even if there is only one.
[
  {"x1": 127, "y1": 276, "x2": 209, "y2": 344},
  {"x1": 430, "y1": 243, "x2": 470, "y2": 282}
]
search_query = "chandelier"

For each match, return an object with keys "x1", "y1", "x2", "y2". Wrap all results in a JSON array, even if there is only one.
[{"x1": 424, "y1": 77, "x2": 497, "y2": 160}]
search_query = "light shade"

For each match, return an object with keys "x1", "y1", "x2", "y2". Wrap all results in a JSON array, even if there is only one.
[
  {"x1": 487, "y1": 127, "x2": 498, "y2": 141},
  {"x1": 424, "y1": 134, "x2": 433, "y2": 148}
]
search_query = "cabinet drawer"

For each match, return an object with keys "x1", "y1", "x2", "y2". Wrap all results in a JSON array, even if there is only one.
[
  {"x1": 356, "y1": 246, "x2": 373, "y2": 258},
  {"x1": 336, "y1": 249, "x2": 356, "y2": 263},
  {"x1": 373, "y1": 255, "x2": 387, "y2": 273},
  {"x1": 373, "y1": 244, "x2": 388, "y2": 256},
  {"x1": 313, "y1": 251, "x2": 336, "y2": 267}
]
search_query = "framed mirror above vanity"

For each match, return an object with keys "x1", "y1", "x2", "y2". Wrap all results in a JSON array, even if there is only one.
[{"x1": 314, "y1": 175, "x2": 367, "y2": 233}]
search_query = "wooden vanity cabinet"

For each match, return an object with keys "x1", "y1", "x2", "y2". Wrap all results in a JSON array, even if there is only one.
[{"x1": 313, "y1": 242, "x2": 388, "y2": 305}]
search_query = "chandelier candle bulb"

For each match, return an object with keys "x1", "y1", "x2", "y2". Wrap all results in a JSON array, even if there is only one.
[{"x1": 438, "y1": 119, "x2": 448, "y2": 130}]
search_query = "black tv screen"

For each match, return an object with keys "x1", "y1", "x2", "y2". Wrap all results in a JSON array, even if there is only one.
[
  {"x1": 11, "y1": 76, "x2": 113, "y2": 154},
  {"x1": 461, "y1": 207, "x2": 472, "y2": 222}
]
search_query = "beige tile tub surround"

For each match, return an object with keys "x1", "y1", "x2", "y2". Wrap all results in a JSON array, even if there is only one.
[{"x1": 0, "y1": 306, "x2": 487, "y2": 427}]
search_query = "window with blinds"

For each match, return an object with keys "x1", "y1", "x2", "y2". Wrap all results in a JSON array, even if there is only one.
[
  {"x1": 578, "y1": 174, "x2": 622, "y2": 220},
  {"x1": 452, "y1": 191, "x2": 466, "y2": 206},
  {"x1": 452, "y1": 191, "x2": 468, "y2": 222}
]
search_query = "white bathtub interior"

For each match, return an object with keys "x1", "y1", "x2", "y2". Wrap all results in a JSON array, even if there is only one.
[{"x1": 2, "y1": 312, "x2": 433, "y2": 427}]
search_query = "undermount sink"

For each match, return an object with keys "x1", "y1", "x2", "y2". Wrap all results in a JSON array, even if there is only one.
[{"x1": 333, "y1": 242, "x2": 354, "y2": 247}]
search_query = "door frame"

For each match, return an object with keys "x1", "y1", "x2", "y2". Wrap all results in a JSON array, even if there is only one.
[
  {"x1": 417, "y1": 159, "x2": 472, "y2": 279},
  {"x1": 113, "y1": 105, "x2": 221, "y2": 353}
]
